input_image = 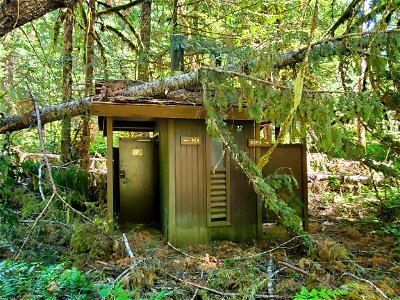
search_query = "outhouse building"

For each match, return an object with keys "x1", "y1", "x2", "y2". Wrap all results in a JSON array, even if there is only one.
[{"x1": 90, "y1": 81, "x2": 308, "y2": 246}]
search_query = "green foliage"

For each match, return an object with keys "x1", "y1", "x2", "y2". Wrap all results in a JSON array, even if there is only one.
[
  {"x1": 0, "y1": 260, "x2": 94, "y2": 299},
  {"x1": 294, "y1": 286, "x2": 347, "y2": 300},
  {"x1": 381, "y1": 223, "x2": 400, "y2": 251},
  {"x1": 376, "y1": 186, "x2": 400, "y2": 223},
  {"x1": 98, "y1": 282, "x2": 138, "y2": 300},
  {"x1": 0, "y1": 260, "x2": 169, "y2": 300},
  {"x1": 202, "y1": 74, "x2": 313, "y2": 248}
]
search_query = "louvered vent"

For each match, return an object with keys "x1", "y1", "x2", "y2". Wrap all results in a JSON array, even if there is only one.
[{"x1": 210, "y1": 171, "x2": 228, "y2": 222}]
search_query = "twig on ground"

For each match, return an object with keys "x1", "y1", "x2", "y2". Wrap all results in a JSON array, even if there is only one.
[
  {"x1": 278, "y1": 260, "x2": 333, "y2": 288},
  {"x1": 123, "y1": 233, "x2": 134, "y2": 258},
  {"x1": 19, "y1": 219, "x2": 71, "y2": 228},
  {"x1": 270, "y1": 267, "x2": 287, "y2": 279},
  {"x1": 190, "y1": 288, "x2": 198, "y2": 300},
  {"x1": 38, "y1": 163, "x2": 45, "y2": 201},
  {"x1": 167, "y1": 242, "x2": 198, "y2": 260},
  {"x1": 114, "y1": 259, "x2": 144, "y2": 285},
  {"x1": 229, "y1": 235, "x2": 308, "y2": 260},
  {"x1": 342, "y1": 272, "x2": 388, "y2": 299},
  {"x1": 161, "y1": 270, "x2": 286, "y2": 299},
  {"x1": 267, "y1": 255, "x2": 275, "y2": 296}
]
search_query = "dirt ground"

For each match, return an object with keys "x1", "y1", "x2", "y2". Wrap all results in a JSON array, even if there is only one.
[{"x1": 85, "y1": 156, "x2": 400, "y2": 299}]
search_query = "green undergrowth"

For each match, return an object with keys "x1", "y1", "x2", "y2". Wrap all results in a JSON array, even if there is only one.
[
  {"x1": 0, "y1": 260, "x2": 167, "y2": 300},
  {"x1": 294, "y1": 286, "x2": 347, "y2": 300}
]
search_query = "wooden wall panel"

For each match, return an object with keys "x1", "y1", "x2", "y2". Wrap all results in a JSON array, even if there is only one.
[
  {"x1": 155, "y1": 120, "x2": 169, "y2": 237},
  {"x1": 208, "y1": 120, "x2": 258, "y2": 241},
  {"x1": 173, "y1": 119, "x2": 207, "y2": 246},
  {"x1": 261, "y1": 144, "x2": 308, "y2": 228}
]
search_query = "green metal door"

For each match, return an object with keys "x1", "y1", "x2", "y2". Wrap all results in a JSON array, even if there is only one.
[{"x1": 119, "y1": 138, "x2": 155, "y2": 223}]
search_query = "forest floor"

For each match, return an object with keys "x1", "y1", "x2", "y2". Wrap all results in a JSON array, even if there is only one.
[
  {"x1": 1, "y1": 155, "x2": 399, "y2": 299},
  {"x1": 75, "y1": 155, "x2": 399, "y2": 299}
]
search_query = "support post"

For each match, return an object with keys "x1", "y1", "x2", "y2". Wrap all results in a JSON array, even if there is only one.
[
  {"x1": 106, "y1": 117, "x2": 114, "y2": 223},
  {"x1": 255, "y1": 123, "x2": 263, "y2": 238}
]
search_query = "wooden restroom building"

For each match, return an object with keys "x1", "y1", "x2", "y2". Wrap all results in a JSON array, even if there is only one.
[{"x1": 90, "y1": 87, "x2": 308, "y2": 246}]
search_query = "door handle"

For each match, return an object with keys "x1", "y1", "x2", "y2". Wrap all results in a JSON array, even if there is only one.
[{"x1": 120, "y1": 170, "x2": 126, "y2": 179}]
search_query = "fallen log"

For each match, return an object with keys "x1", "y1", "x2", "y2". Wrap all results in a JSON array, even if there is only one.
[
  {"x1": 0, "y1": 97, "x2": 92, "y2": 134},
  {"x1": 308, "y1": 173, "x2": 384, "y2": 184},
  {"x1": 1, "y1": 30, "x2": 399, "y2": 134},
  {"x1": 0, "y1": 0, "x2": 79, "y2": 37},
  {"x1": 115, "y1": 30, "x2": 400, "y2": 100}
]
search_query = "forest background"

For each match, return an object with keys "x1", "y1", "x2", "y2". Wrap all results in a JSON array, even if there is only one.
[{"x1": 0, "y1": 0, "x2": 399, "y2": 299}]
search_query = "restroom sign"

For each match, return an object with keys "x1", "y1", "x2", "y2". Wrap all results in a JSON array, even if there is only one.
[
  {"x1": 181, "y1": 137, "x2": 201, "y2": 145},
  {"x1": 248, "y1": 139, "x2": 270, "y2": 147},
  {"x1": 132, "y1": 148, "x2": 143, "y2": 156}
]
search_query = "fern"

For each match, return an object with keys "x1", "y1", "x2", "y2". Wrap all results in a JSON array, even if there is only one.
[{"x1": 294, "y1": 286, "x2": 347, "y2": 300}]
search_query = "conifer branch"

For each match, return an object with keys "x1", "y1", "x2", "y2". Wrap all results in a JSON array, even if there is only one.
[{"x1": 97, "y1": 0, "x2": 144, "y2": 17}]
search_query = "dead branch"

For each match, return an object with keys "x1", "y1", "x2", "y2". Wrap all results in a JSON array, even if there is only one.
[
  {"x1": 190, "y1": 288, "x2": 198, "y2": 300},
  {"x1": 19, "y1": 219, "x2": 71, "y2": 228},
  {"x1": 308, "y1": 173, "x2": 384, "y2": 184},
  {"x1": 114, "y1": 259, "x2": 144, "y2": 285},
  {"x1": 167, "y1": 242, "x2": 198, "y2": 260},
  {"x1": 97, "y1": 0, "x2": 144, "y2": 17},
  {"x1": 161, "y1": 270, "x2": 286, "y2": 299},
  {"x1": 123, "y1": 233, "x2": 134, "y2": 258},
  {"x1": 229, "y1": 235, "x2": 309, "y2": 261},
  {"x1": 278, "y1": 260, "x2": 333, "y2": 288},
  {"x1": 38, "y1": 163, "x2": 45, "y2": 201},
  {"x1": 342, "y1": 272, "x2": 389, "y2": 299}
]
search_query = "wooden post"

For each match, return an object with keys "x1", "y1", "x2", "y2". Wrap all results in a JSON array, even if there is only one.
[
  {"x1": 167, "y1": 119, "x2": 176, "y2": 243},
  {"x1": 106, "y1": 117, "x2": 114, "y2": 223},
  {"x1": 255, "y1": 123, "x2": 263, "y2": 238},
  {"x1": 171, "y1": 34, "x2": 184, "y2": 76},
  {"x1": 302, "y1": 142, "x2": 309, "y2": 231},
  {"x1": 263, "y1": 123, "x2": 273, "y2": 143}
]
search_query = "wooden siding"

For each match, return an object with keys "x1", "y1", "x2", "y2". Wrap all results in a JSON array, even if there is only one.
[
  {"x1": 106, "y1": 117, "x2": 114, "y2": 222},
  {"x1": 156, "y1": 119, "x2": 175, "y2": 238},
  {"x1": 261, "y1": 144, "x2": 308, "y2": 229},
  {"x1": 208, "y1": 120, "x2": 258, "y2": 241},
  {"x1": 173, "y1": 119, "x2": 207, "y2": 246}
]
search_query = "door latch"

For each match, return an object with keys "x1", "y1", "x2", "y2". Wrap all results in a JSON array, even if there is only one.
[{"x1": 119, "y1": 170, "x2": 126, "y2": 179}]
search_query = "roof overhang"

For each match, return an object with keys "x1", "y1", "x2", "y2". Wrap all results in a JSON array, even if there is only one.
[{"x1": 90, "y1": 101, "x2": 250, "y2": 120}]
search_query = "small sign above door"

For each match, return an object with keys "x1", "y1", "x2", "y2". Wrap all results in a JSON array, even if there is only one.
[
  {"x1": 248, "y1": 139, "x2": 270, "y2": 147},
  {"x1": 181, "y1": 137, "x2": 201, "y2": 145},
  {"x1": 132, "y1": 148, "x2": 143, "y2": 156}
]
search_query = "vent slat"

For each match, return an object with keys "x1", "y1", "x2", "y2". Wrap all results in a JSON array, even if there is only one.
[
  {"x1": 211, "y1": 178, "x2": 226, "y2": 184},
  {"x1": 211, "y1": 184, "x2": 226, "y2": 190},
  {"x1": 211, "y1": 212, "x2": 227, "y2": 219},
  {"x1": 211, "y1": 201, "x2": 227, "y2": 207},
  {"x1": 211, "y1": 190, "x2": 226, "y2": 196},
  {"x1": 210, "y1": 195, "x2": 226, "y2": 202},
  {"x1": 211, "y1": 172, "x2": 226, "y2": 179},
  {"x1": 211, "y1": 207, "x2": 227, "y2": 213}
]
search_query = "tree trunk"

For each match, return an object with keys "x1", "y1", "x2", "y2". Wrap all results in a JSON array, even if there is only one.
[
  {"x1": 60, "y1": 9, "x2": 74, "y2": 162},
  {"x1": 357, "y1": 0, "x2": 369, "y2": 148},
  {"x1": 138, "y1": 0, "x2": 151, "y2": 81},
  {"x1": 0, "y1": 0, "x2": 78, "y2": 37},
  {"x1": 80, "y1": 0, "x2": 96, "y2": 169},
  {"x1": 0, "y1": 98, "x2": 92, "y2": 134}
]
